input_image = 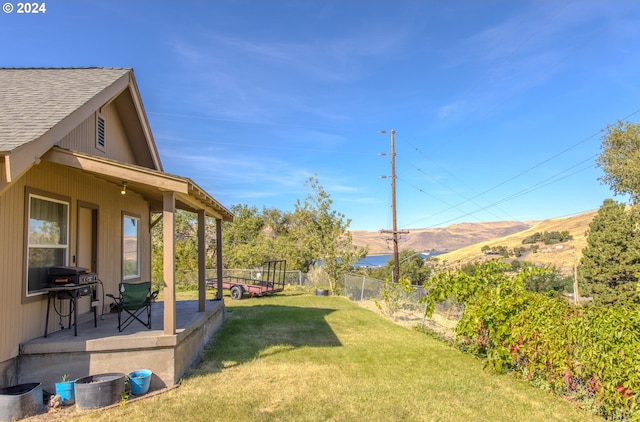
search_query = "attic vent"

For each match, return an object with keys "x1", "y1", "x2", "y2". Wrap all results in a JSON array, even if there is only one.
[{"x1": 96, "y1": 115, "x2": 106, "y2": 151}]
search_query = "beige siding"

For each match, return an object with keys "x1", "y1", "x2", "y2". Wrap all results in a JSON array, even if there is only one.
[
  {"x1": 0, "y1": 177, "x2": 24, "y2": 360},
  {"x1": 57, "y1": 113, "x2": 96, "y2": 155},
  {"x1": 102, "y1": 103, "x2": 137, "y2": 164},
  {"x1": 0, "y1": 161, "x2": 151, "y2": 364},
  {"x1": 57, "y1": 103, "x2": 136, "y2": 165}
]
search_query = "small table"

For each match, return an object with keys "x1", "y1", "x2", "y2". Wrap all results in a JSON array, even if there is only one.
[{"x1": 43, "y1": 282, "x2": 98, "y2": 337}]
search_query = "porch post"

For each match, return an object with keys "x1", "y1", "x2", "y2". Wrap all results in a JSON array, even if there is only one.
[
  {"x1": 163, "y1": 191, "x2": 176, "y2": 335},
  {"x1": 216, "y1": 218, "x2": 223, "y2": 300},
  {"x1": 197, "y1": 209, "x2": 206, "y2": 312}
]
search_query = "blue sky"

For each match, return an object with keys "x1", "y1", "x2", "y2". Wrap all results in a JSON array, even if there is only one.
[{"x1": 2, "y1": 1, "x2": 639, "y2": 230}]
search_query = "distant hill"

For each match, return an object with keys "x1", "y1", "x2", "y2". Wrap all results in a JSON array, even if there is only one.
[
  {"x1": 350, "y1": 221, "x2": 533, "y2": 255},
  {"x1": 350, "y1": 210, "x2": 597, "y2": 275},
  {"x1": 436, "y1": 210, "x2": 598, "y2": 275}
]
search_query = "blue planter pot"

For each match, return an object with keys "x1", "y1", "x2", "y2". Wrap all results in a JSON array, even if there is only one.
[
  {"x1": 128, "y1": 369, "x2": 152, "y2": 395},
  {"x1": 55, "y1": 381, "x2": 75, "y2": 405}
]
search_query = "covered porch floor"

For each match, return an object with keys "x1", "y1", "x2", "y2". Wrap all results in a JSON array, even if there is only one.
[{"x1": 17, "y1": 299, "x2": 227, "y2": 393}]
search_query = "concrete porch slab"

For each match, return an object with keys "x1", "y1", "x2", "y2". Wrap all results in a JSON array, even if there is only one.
[{"x1": 18, "y1": 299, "x2": 227, "y2": 393}]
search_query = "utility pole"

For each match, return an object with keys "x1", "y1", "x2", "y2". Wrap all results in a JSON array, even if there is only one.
[{"x1": 380, "y1": 129, "x2": 409, "y2": 283}]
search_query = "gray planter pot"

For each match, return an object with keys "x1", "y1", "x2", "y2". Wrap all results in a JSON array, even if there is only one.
[
  {"x1": 0, "y1": 382, "x2": 43, "y2": 421},
  {"x1": 75, "y1": 373, "x2": 125, "y2": 409}
]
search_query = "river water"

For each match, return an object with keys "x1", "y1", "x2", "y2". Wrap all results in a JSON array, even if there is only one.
[{"x1": 354, "y1": 252, "x2": 443, "y2": 268}]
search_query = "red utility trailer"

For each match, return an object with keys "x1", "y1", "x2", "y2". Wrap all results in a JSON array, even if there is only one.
[{"x1": 207, "y1": 260, "x2": 286, "y2": 300}]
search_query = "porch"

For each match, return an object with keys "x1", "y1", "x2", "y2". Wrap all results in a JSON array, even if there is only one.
[{"x1": 17, "y1": 299, "x2": 227, "y2": 394}]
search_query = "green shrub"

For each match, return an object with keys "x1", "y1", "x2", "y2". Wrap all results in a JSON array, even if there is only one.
[{"x1": 421, "y1": 262, "x2": 640, "y2": 420}]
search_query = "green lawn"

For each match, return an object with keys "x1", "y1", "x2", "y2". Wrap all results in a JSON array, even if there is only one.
[{"x1": 74, "y1": 288, "x2": 600, "y2": 421}]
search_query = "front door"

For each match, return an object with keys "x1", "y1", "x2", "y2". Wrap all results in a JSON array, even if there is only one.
[
  {"x1": 77, "y1": 204, "x2": 97, "y2": 272},
  {"x1": 76, "y1": 203, "x2": 98, "y2": 315}
]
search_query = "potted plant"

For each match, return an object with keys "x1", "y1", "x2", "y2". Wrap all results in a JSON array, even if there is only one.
[
  {"x1": 54, "y1": 374, "x2": 75, "y2": 405},
  {"x1": 308, "y1": 266, "x2": 330, "y2": 296},
  {"x1": 315, "y1": 285, "x2": 329, "y2": 296}
]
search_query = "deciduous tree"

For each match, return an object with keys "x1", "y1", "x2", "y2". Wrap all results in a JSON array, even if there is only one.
[
  {"x1": 597, "y1": 121, "x2": 640, "y2": 204},
  {"x1": 288, "y1": 176, "x2": 367, "y2": 293},
  {"x1": 222, "y1": 204, "x2": 269, "y2": 268}
]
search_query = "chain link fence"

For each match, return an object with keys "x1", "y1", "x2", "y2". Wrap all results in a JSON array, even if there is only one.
[
  {"x1": 174, "y1": 268, "x2": 459, "y2": 339},
  {"x1": 340, "y1": 273, "x2": 461, "y2": 340}
]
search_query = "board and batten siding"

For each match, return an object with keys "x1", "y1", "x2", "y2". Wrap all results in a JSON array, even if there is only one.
[
  {"x1": 57, "y1": 102, "x2": 136, "y2": 165},
  {"x1": 0, "y1": 160, "x2": 151, "y2": 366}
]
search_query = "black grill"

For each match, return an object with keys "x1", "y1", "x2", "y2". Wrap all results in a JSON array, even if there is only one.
[{"x1": 48, "y1": 266, "x2": 98, "y2": 285}]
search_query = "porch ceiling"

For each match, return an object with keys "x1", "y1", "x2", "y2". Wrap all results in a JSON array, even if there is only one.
[{"x1": 43, "y1": 146, "x2": 233, "y2": 221}]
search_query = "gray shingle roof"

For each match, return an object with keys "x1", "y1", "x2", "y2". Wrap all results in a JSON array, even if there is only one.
[{"x1": 0, "y1": 68, "x2": 130, "y2": 152}]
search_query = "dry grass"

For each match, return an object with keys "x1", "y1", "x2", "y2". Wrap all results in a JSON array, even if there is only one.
[
  {"x1": 351, "y1": 221, "x2": 531, "y2": 255},
  {"x1": 437, "y1": 211, "x2": 597, "y2": 274},
  {"x1": 356, "y1": 299, "x2": 458, "y2": 341}
]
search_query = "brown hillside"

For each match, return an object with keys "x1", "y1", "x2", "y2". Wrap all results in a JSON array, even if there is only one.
[
  {"x1": 350, "y1": 221, "x2": 533, "y2": 255},
  {"x1": 437, "y1": 210, "x2": 598, "y2": 275}
]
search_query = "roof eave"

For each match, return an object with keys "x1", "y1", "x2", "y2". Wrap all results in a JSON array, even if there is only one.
[{"x1": 44, "y1": 147, "x2": 234, "y2": 221}]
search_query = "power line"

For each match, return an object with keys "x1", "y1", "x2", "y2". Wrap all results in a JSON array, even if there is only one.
[
  {"x1": 396, "y1": 176, "x2": 504, "y2": 224},
  {"x1": 393, "y1": 5, "x2": 639, "y2": 229},
  {"x1": 400, "y1": 150, "x2": 597, "y2": 229},
  {"x1": 397, "y1": 105, "x2": 640, "y2": 229},
  {"x1": 395, "y1": 137, "x2": 519, "y2": 222},
  {"x1": 393, "y1": 130, "x2": 596, "y2": 228},
  {"x1": 410, "y1": 162, "x2": 596, "y2": 229},
  {"x1": 491, "y1": 157, "x2": 597, "y2": 206}
]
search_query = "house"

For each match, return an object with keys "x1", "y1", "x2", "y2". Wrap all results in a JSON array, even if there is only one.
[{"x1": 0, "y1": 68, "x2": 233, "y2": 390}]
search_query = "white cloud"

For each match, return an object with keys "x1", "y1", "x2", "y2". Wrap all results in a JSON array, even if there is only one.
[{"x1": 437, "y1": 101, "x2": 463, "y2": 120}]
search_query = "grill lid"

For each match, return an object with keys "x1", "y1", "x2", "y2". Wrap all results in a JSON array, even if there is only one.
[{"x1": 48, "y1": 266, "x2": 90, "y2": 276}]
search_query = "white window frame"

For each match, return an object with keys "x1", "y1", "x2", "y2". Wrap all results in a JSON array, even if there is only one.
[{"x1": 25, "y1": 192, "x2": 69, "y2": 297}]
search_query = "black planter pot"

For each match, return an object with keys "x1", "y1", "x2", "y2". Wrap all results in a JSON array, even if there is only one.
[
  {"x1": 0, "y1": 382, "x2": 43, "y2": 420},
  {"x1": 75, "y1": 373, "x2": 125, "y2": 410}
]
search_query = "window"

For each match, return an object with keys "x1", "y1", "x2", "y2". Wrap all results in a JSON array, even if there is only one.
[
  {"x1": 26, "y1": 193, "x2": 69, "y2": 295},
  {"x1": 123, "y1": 214, "x2": 140, "y2": 279}
]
